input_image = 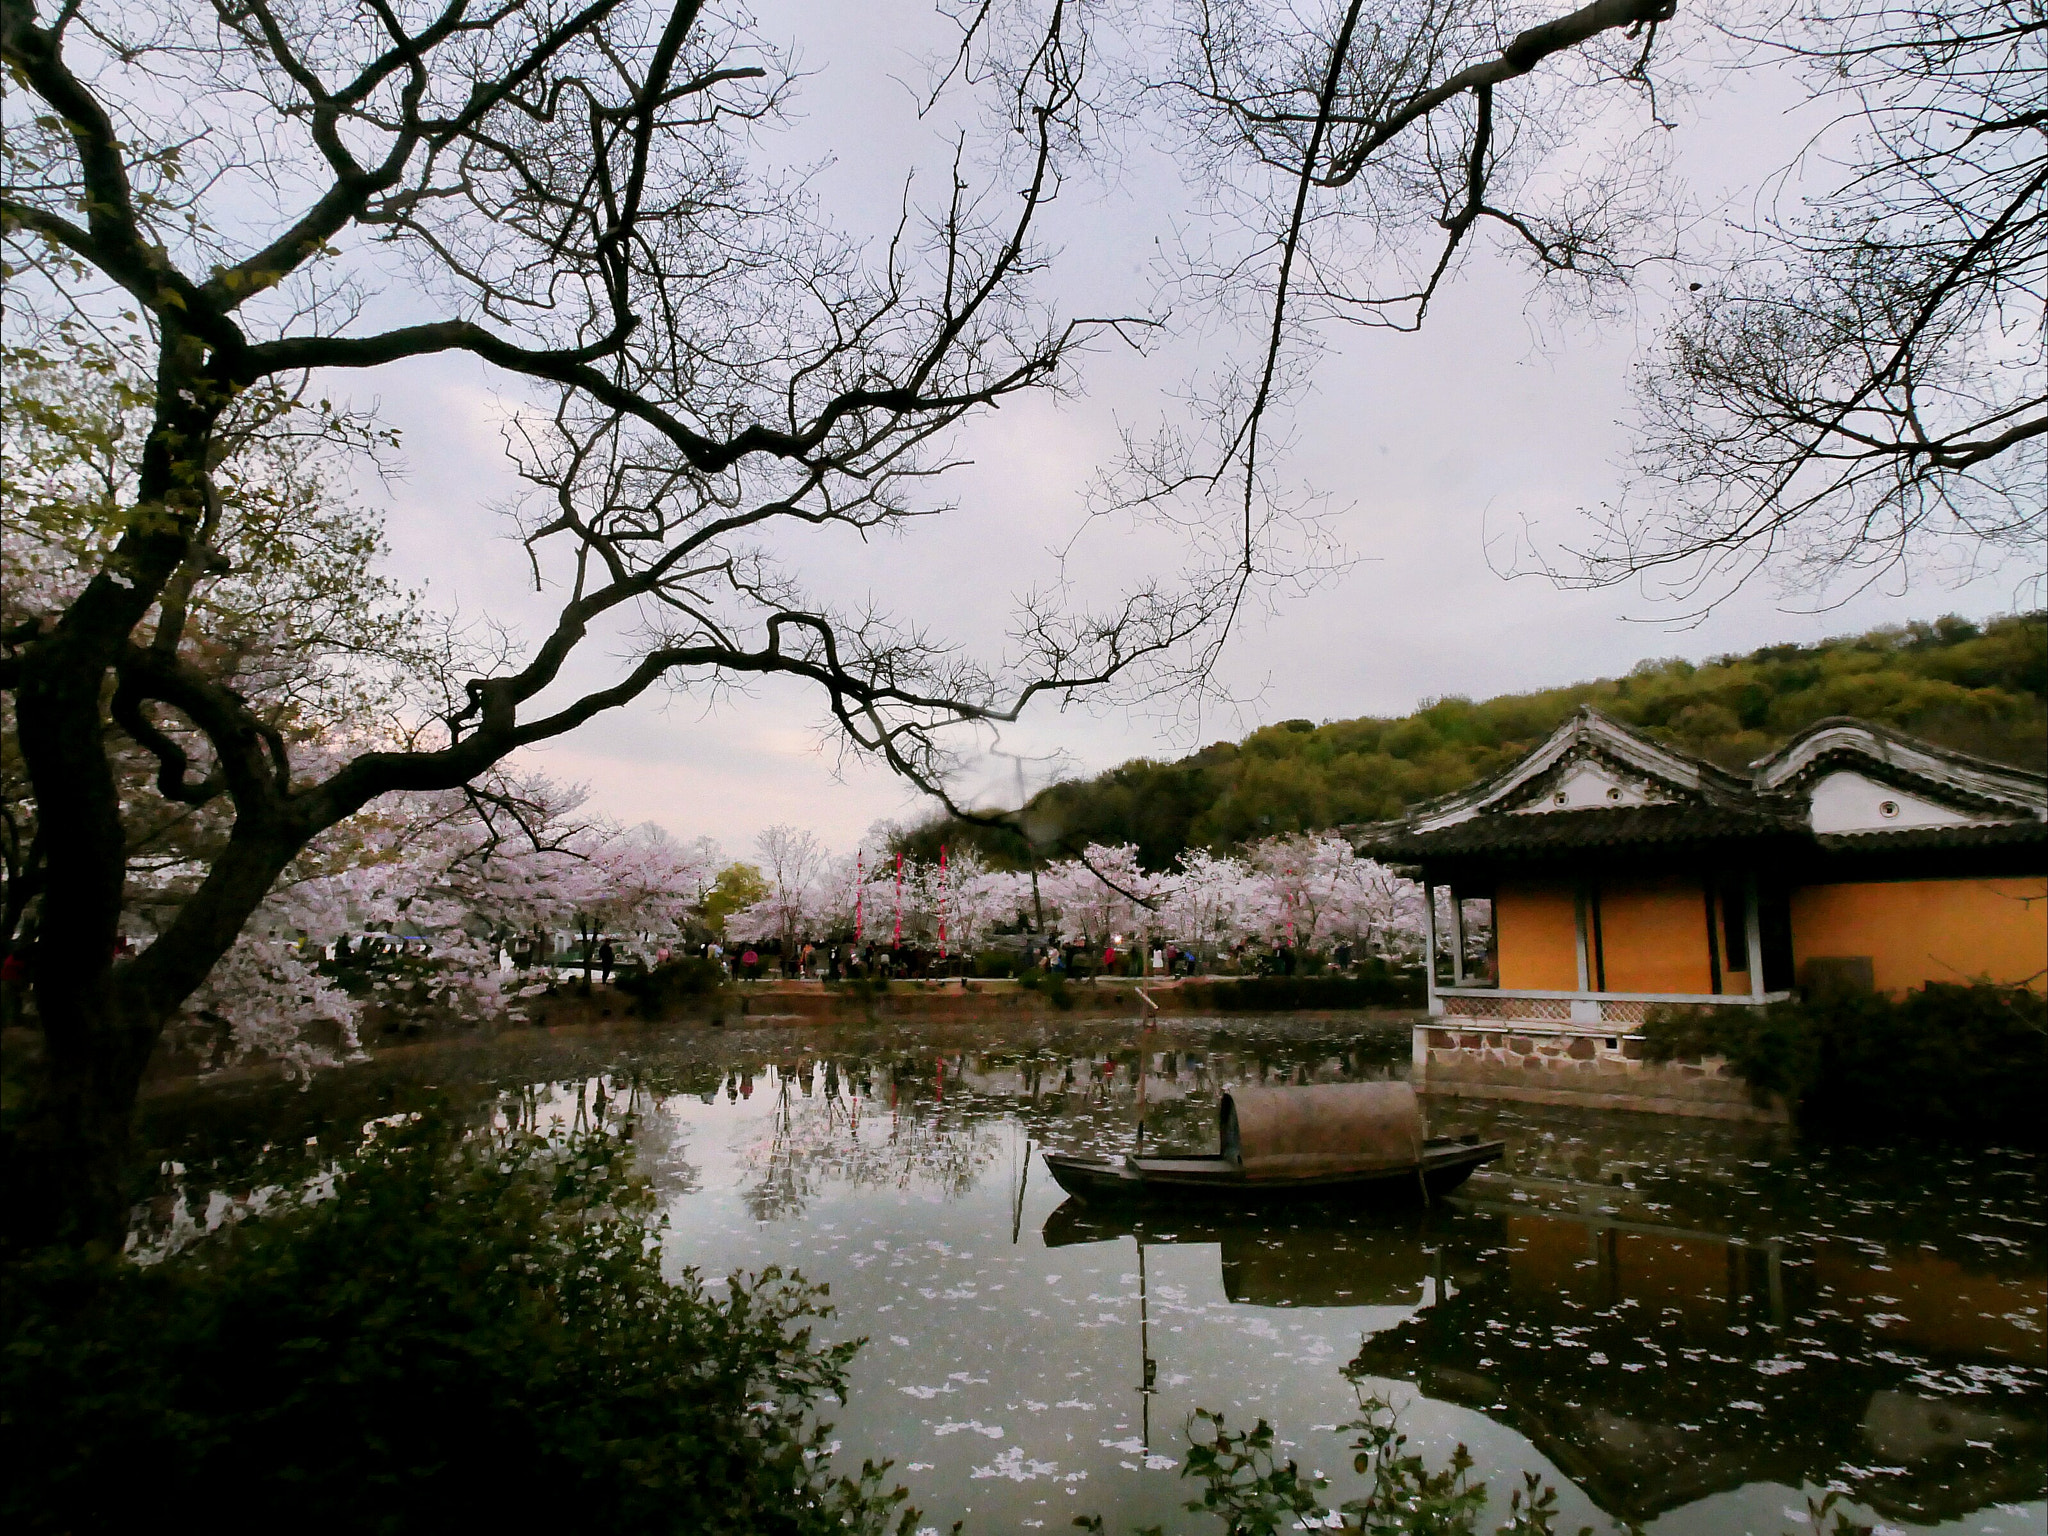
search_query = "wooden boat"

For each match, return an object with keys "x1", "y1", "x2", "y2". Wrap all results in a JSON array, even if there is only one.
[{"x1": 1041, "y1": 1081, "x2": 1502, "y2": 1206}]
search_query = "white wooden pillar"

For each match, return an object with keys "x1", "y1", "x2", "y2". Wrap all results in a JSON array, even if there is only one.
[
  {"x1": 1573, "y1": 885, "x2": 1592, "y2": 993},
  {"x1": 1449, "y1": 885, "x2": 1468, "y2": 986},
  {"x1": 1422, "y1": 876, "x2": 1442, "y2": 1015},
  {"x1": 1743, "y1": 871, "x2": 1766, "y2": 999}
]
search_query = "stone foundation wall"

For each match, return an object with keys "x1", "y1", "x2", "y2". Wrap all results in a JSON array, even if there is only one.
[{"x1": 1415, "y1": 1023, "x2": 1787, "y2": 1123}]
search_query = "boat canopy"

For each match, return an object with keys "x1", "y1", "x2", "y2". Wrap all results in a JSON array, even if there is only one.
[{"x1": 1219, "y1": 1082, "x2": 1423, "y2": 1179}]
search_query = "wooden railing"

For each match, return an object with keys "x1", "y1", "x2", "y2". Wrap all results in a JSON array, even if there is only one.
[{"x1": 1433, "y1": 987, "x2": 1792, "y2": 1025}]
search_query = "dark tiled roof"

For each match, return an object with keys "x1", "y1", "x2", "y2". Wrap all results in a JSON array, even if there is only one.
[
  {"x1": 1350, "y1": 707, "x2": 2046, "y2": 865},
  {"x1": 1814, "y1": 820, "x2": 2048, "y2": 853},
  {"x1": 1358, "y1": 804, "x2": 1795, "y2": 860}
]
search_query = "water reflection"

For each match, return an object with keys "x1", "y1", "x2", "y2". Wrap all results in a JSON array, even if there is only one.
[
  {"x1": 1037, "y1": 1169, "x2": 2045, "y2": 1528},
  {"x1": 1352, "y1": 1172, "x2": 2046, "y2": 1528},
  {"x1": 741, "y1": 1060, "x2": 1006, "y2": 1221},
  {"x1": 133, "y1": 1018, "x2": 2044, "y2": 1533},
  {"x1": 1042, "y1": 1203, "x2": 1434, "y2": 1310},
  {"x1": 1037, "y1": 1167, "x2": 2045, "y2": 1529}
]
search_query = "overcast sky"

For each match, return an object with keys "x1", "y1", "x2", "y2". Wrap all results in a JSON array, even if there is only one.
[{"x1": 349, "y1": 2, "x2": 2037, "y2": 859}]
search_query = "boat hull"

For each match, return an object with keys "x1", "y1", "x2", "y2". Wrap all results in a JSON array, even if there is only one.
[{"x1": 1041, "y1": 1137, "x2": 1503, "y2": 1207}]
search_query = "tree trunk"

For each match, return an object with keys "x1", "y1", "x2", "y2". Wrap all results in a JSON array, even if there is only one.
[
  {"x1": 10, "y1": 630, "x2": 306, "y2": 1249},
  {"x1": 9, "y1": 609, "x2": 144, "y2": 1250},
  {"x1": 11, "y1": 973, "x2": 165, "y2": 1252}
]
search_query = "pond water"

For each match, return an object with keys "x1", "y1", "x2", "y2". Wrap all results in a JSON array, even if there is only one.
[{"x1": 138, "y1": 1016, "x2": 2046, "y2": 1535}]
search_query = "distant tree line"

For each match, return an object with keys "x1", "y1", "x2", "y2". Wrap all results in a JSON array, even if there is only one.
[{"x1": 904, "y1": 613, "x2": 2047, "y2": 872}]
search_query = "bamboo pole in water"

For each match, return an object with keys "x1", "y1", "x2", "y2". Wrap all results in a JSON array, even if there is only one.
[
  {"x1": 1012, "y1": 1139, "x2": 1032, "y2": 1245},
  {"x1": 1137, "y1": 1237, "x2": 1156, "y2": 1451},
  {"x1": 1134, "y1": 987, "x2": 1159, "y2": 1152}
]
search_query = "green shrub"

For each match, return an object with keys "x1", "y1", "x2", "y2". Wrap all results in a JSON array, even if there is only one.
[
  {"x1": 2, "y1": 1115, "x2": 910, "y2": 1536},
  {"x1": 834, "y1": 975, "x2": 892, "y2": 1011},
  {"x1": 616, "y1": 955, "x2": 731, "y2": 1017},
  {"x1": 1190, "y1": 969, "x2": 1423, "y2": 1013},
  {"x1": 1640, "y1": 999, "x2": 1820, "y2": 1101},
  {"x1": 1645, "y1": 983, "x2": 2046, "y2": 1142},
  {"x1": 1076, "y1": 1396, "x2": 1584, "y2": 1535},
  {"x1": 1802, "y1": 983, "x2": 2046, "y2": 1138},
  {"x1": 1015, "y1": 969, "x2": 1075, "y2": 1009}
]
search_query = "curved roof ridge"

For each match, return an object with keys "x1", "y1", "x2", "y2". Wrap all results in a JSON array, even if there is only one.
[
  {"x1": 1755, "y1": 715, "x2": 2047, "y2": 817},
  {"x1": 1756, "y1": 714, "x2": 2047, "y2": 783},
  {"x1": 1387, "y1": 704, "x2": 1749, "y2": 833},
  {"x1": 1350, "y1": 707, "x2": 2047, "y2": 858}
]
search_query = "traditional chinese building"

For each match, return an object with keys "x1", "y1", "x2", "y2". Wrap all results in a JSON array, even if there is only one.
[{"x1": 1353, "y1": 709, "x2": 2046, "y2": 1118}]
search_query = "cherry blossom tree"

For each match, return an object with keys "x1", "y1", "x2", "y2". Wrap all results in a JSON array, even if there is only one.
[
  {"x1": 1339, "y1": 855, "x2": 1433, "y2": 961},
  {"x1": 1158, "y1": 849, "x2": 1259, "y2": 968},
  {"x1": 1023, "y1": 834, "x2": 1429, "y2": 965},
  {"x1": 789, "y1": 849, "x2": 867, "y2": 947},
  {"x1": 857, "y1": 854, "x2": 924, "y2": 952},
  {"x1": 941, "y1": 850, "x2": 1024, "y2": 956},
  {"x1": 1242, "y1": 834, "x2": 1335, "y2": 949},
  {"x1": 156, "y1": 776, "x2": 710, "y2": 1072},
  {"x1": 1031, "y1": 845, "x2": 1170, "y2": 948},
  {"x1": 1236, "y1": 833, "x2": 1429, "y2": 955},
  {"x1": 561, "y1": 820, "x2": 714, "y2": 981},
  {"x1": 713, "y1": 827, "x2": 1428, "y2": 973}
]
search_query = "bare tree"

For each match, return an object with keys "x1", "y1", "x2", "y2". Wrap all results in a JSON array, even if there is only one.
[
  {"x1": 0, "y1": 0, "x2": 1689, "y2": 1246},
  {"x1": 1115, "y1": 0, "x2": 1684, "y2": 661},
  {"x1": 1591, "y1": 0, "x2": 2046, "y2": 604}
]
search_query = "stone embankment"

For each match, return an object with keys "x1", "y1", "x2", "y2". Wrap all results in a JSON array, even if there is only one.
[{"x1": 1414, "y1": 1021, "x2": 1788, "y2": 1123}]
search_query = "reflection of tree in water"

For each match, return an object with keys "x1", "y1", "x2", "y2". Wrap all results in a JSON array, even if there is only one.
[
  {"x1": 129, "y1": 1019, "x2": 1407, "y2": 1209},
  {"x1": 720, "y1": 1031, "x2": 1418, "y2": 1221},
  {"x1": 502, "y1": 1075, "x2": 702, "y2": 1198},
  {"x1": 736, "y1": 1060, "x2": 1004, "y2": 1222},
  {"x1": 133, "y1": 1070, "x2": 696, "y2": 1258},
  {"x1": 612, "y1": 1075, "x2": 704, "y2": 1199}
]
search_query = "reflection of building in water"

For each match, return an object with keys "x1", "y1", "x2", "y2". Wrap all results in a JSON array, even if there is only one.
[
  {"x1": 1042, "y1": 1159, "x2": 2045, "y2": 1530},
  {"x1": 1042, "y1": 1203, "x2": 1431, "y2": 1309},
  {"x1": 1349, "y1": 1178, "x2": 2047, "y2": 1528}
]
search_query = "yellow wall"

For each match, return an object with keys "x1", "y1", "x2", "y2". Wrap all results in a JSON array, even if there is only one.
[
  {"x1": 1487, "y1": 871, "x2": 2044, "y2": 997},
  {"x1": 1495, "y1": 881, "x2": 1580, "y2": 990},
  {"x1": 1598, "y1": 875, "x2": 1716, "y2": 995},
  {"x1": 1791, "y1": 877, "x2": 2048, "y2": 994}
]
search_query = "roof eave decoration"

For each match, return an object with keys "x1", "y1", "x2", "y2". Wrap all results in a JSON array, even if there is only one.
[
  {"x1": 1400, "y1": 707, "x2": 1744, "y2": 835},
  {"x1": 1755, "y1": 716, "x2": 2047, "y2": 821},
  {"x1": 1351, "y1": 708, "x2": 2047, "y2": 861}
]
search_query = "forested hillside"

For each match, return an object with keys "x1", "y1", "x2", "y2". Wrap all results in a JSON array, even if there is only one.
[{"x1": 905, "y1": 613, "x2": 2047, "y2": 871}]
